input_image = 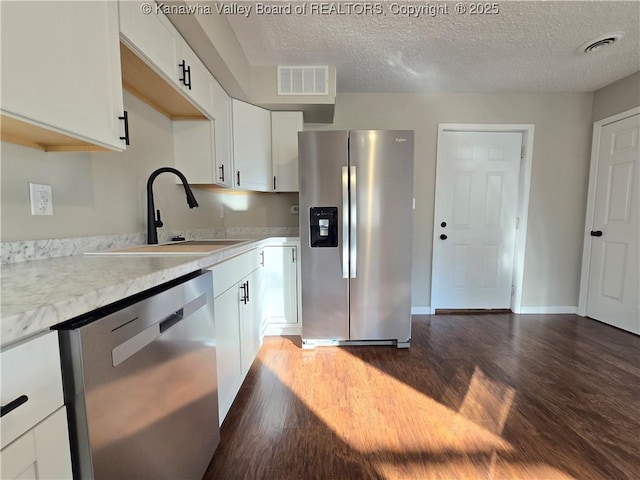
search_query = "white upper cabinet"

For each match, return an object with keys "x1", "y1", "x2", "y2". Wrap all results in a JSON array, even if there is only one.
[
  {"x1": 118, "y1": 0, "x2": 181, "y2": 90},
  {"x1": 0, "y1": 1, "x2": 126, "y2": 151},
  {"x1": 119, "y1": 0, "x2": 215, "y2": 120},
  {"x1": 176, "y1": 39, "x2": 214, "y2": 117},
  {"x1": 173, "y1": 120, "x2": 216, "y2": 184},
  {"x1": 232, "y1": 100, "x2": 272, "y2": 192},
  {"x1": 211, "y1": 79, "x2": 234, "y2": 188},
  {"x1": 173, "y1": 76, "x2": 234, "y2": 187},
  {"x1": 271, "y1": 112, "x2": 303, "y2": 192}
]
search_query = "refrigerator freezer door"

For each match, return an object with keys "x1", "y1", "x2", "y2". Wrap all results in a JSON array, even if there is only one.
[
  {"x1": 299, "y1": 130, "x2": 350, "y2": 340},
  {"x1": 348, "y1": 130, "x2": 414, "y2": 342}
]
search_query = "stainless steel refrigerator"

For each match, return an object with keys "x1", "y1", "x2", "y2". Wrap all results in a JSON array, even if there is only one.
[{"x1": 299, "y1": 130, "x2": 414, "y2": 348}]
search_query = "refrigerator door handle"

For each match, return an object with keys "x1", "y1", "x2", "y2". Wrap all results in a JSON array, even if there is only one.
[
  {"x1": 342, "y1": 166, "x2": 349, "y2": 279},
  {"x1": 350, "y1": 165, "x2": 357, "y2": 278}
]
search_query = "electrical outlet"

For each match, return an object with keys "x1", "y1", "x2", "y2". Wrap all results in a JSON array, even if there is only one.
[
  {"x1": 291, "y1": 205, "x2": 299, "y2": 215},
  {"x1": 29, "y1": 183, "x2": 53, "y2": 216}
]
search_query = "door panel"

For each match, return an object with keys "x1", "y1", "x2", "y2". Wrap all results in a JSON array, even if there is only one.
[
  {"x1": 432, "y1": 131, "x2": 522, "y2": 309},
  {"x1": 587, "y1": 114, "x2": 639, "y2": 333},
  {"x1": 299, "y1": 131, "x2": 349, "y2": 340},
  {"x1": 349, "y1": 130, "x2": 414, "y2": 342}
]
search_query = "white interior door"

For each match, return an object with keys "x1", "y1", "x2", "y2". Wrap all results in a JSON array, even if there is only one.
[
  {"x1": 432, "y1": 131, "x2": 522, "y2": 309},
  {"x1": 586, "y1": 113, "x2": 639, "y2": 334}
]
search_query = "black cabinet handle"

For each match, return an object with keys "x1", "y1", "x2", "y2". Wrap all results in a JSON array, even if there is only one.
[
  {"x1": 246, "y1": 281, "x2": 250, "y2": 302},
  {"x1": 240, "y1": 282, "x2": 247, "y2": 304},
  {"x1": 590, "y1": 230, "x2": 603, "y2": 237},
  {"x1": 1, "y1": 395, "x2": 28, "y2": 417},
  {"x1": 237, "y1": 171, "x2": 241, "y2": 186},
  {"x1": 274, "y1": 176, "x2": 277, "y2": 191},
  {"x1": 119, "y1": 111, "x2": 130, "y2": 145},
  {"x1": 185, "y1": 65, "x2": 192, "y2": 90},
  {"x1": 292, "y1": 248, "x2": 296, "y2": 263},
  {"x1": 260, "y1": 250, "x2": 265, "y2": 266},
  {"x1": 440, "y1": 234, "x2": 448, "y2": 240},
  {"x1": 179, "y1": 60, "x2": 187, "y2": 86},
  {"x1": 441, "y1": 221, "x2": 447, "y2": 228},
  {"x1": 219, "y1": 164, "x2": 225, "y2": 182},
  {"x1": 178, "y1": 60, "x2": 191, "y2": 89}
]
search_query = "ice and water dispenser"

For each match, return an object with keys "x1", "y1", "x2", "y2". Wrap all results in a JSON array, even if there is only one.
[{"x1": 309, "y1": 207, "x2": 338, "y2": 247}]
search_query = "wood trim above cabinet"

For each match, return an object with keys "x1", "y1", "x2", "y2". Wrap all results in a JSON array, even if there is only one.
[{"x1": 120, "y1": 43, "x2": 206, "y2": 121}]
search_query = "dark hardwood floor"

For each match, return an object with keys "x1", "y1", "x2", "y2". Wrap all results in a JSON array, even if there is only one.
[{"x1": 204, "y1": 314, "x2": 640, "y2": 479}]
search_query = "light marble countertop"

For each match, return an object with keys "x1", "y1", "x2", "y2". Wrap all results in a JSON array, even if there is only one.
[{"x1": 1, "y1": 236, "x2": 299, "y2": 348}]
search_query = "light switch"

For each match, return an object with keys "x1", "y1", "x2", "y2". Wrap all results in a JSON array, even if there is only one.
[{"x1": 29, "y1": 183, "x2": 53, "y2": 216}]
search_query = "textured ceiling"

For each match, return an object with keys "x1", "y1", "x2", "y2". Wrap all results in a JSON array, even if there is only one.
[{"x1": 225, "y1": 1, "x2": 640, "y2": 93}]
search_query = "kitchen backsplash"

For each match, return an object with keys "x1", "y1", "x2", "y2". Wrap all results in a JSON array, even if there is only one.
[{"x1": 1, "y1": 226, "x2": 299, "y2": 264}]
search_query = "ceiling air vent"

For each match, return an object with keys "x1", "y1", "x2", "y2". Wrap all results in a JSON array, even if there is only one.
[
  {"x1": 578, "y1": 32, "x2": 625, "y2": 54},
  {"x1": 278, "y1": 66, "x2": 329, "y2": 95}
]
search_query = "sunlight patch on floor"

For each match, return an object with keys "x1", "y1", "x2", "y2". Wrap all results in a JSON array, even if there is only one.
[{"x1": 259, "y1": 344, "x2": 576, "y2": 479}]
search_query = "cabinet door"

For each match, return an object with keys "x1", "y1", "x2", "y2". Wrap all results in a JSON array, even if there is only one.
[
  {"x1": 0, "y1": 408, "x2": 72, "y2": 480},
  {"x1": 213, "y1": 285, "x2": 243, "y2": 425},
  {"x1": 239, "y1": 268, "x2": 264, "y2": 375},
  {"x1": 211, "y1": 78, "x2": 234, "y2": 188},
  {"x1": 263, "y1": 246, "x2": 298, "y2": 325},
  {"x1": 272, "y1": 112, "x2": 303, "y2": 192},
  {"x1": 232, "y1": 100, "x2": 272, "y2": 191},
  {"x1": 173, "y1": 120, "x2": 215, "y2": 184},
  {"x1": 177, "y1": 39, "x2": 214, "y2": 117},
  {"x1": 118, "y1": 0, "x2": 181, "y2": 89},
  {"x1": 1, "y1": 1, "x2": 125, "y2": 150}
]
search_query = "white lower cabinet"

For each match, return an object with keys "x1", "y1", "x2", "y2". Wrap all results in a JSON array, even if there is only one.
[
  {"x1": 1, "y1": 408, "x2": 72, "y2": 480},
  {"x1": 262, "y1": 245, "x2": 300, "y2": 335},
  {"x1": 0, "y1": 331, "x2": 72, "y2": 480},
  {"x1": 213, "y1": 283, "x2": 244, "y2": 425},
  {"x1": 210, "y1": 249, "x2": 263, "y2": 424},
  {"x1": 239, "y1": 268, "x2": 264, "y2": 376}
]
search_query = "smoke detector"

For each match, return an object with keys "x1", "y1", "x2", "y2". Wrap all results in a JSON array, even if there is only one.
[{"x1": 578, "y1": 32, "x2": 625, "y2": 54}]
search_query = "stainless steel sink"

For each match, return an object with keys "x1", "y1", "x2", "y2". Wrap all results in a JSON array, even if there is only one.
[
  {"x1": 176, "y1": 240, "x2": 248, "y2": 246},
  {"x1": 85, "y1": 239, "x2": 251, "y2": 255}
]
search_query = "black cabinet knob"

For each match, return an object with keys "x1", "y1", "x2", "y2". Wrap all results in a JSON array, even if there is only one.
[
  {"x1": 440, "y1": 234, "x2": 447, "y2": 240},
  {"x1": 590, "y1": 230, "x2": 603, "y2": 237},
  {"x1": 441, "y1": 222, "x2": 447, "y2": 228}
]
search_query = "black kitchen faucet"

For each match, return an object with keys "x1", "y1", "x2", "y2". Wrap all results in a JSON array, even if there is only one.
[{"x1": 146, "y1": 167, "x2": 199, "y2": 244}]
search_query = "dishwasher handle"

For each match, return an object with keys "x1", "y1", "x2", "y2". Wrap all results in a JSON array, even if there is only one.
[
  {"x1": 112, "y1": 293, "x2": 207, "y2": 367},
  {"x1": 159, "y1": 309, "x2": 184, "y2": 333}
]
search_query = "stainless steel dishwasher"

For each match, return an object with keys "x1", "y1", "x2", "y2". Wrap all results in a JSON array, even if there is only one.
[{"x1": 55, "y1": 270, "x2": 219, "y2": 480}]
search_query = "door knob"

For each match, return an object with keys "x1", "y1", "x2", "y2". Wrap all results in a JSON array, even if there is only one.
[
  {"x1": 590, "y1": 230, "x2": 603, "y2": 237},
  {"x1": 440, "y1": 234, "x2": 447, "y2": 240}
]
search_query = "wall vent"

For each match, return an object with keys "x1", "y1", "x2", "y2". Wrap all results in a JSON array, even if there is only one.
[{"x1": 278, "y1": 66, "x2": 328, "y2": 96}]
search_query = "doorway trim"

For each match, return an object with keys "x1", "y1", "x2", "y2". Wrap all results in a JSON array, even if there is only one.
[
  {"x1": 432, "y1": 124, "x2": 535, "y2": 313},
  {"x1": 577, "y1": 106, "x2": 640, "y2": 317}
]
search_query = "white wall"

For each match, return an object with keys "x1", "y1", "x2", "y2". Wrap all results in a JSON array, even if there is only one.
[
  {"x1": 1, "y1": 91, "x2": 298, "y2": 242},
  {"x1": 309, "y1": 92, "x2": 594, "y2": 309}
]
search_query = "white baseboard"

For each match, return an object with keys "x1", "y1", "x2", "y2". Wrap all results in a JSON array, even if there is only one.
[
  {"x1": 411, "y1": 307, "x2": 431, "y2": 315},
  {"x1": 519, "y1": 306, "x2": 578, "y2": 314},
  {"x1": 263, "y1": 324, "x2": 302, "y2": 336}
]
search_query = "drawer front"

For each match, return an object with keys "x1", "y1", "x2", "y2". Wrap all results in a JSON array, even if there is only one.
[
  {"x1": 0, "y1": 407, "x2": 72, "y2": 480},
  {"x1": 1, "y1": 332, "x2": 64, "y2": 449},
  {"x1": 210, "y1": 249, "x2": 260, "y2": 298},
  {"x1": 0, "y1": 427, "x2": 37, "y2": 479}
]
